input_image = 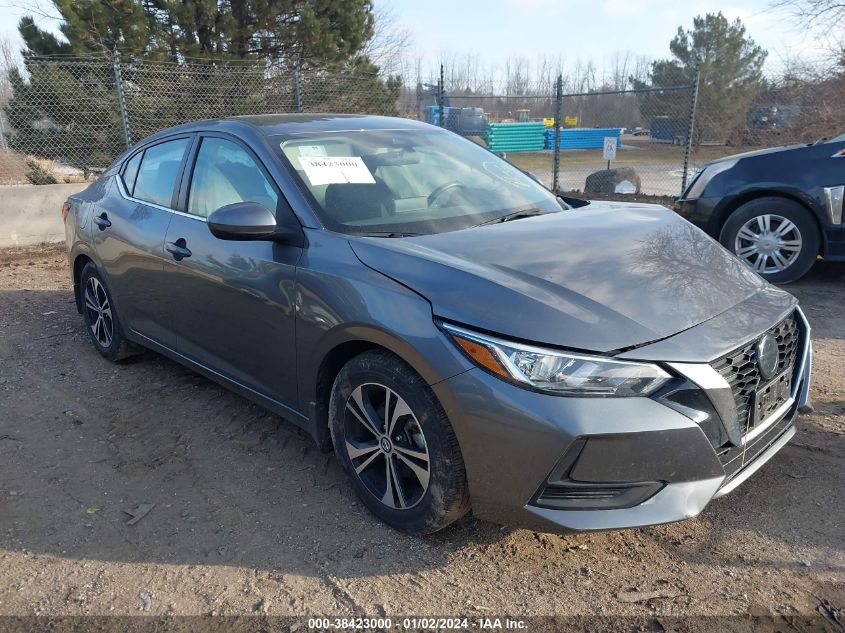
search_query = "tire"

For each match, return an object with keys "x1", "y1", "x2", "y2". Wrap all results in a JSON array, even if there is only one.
[
  {"x1": 79, "y1": 262, "x2": 132, "y2": 361},
  {"x1": 329, "y1": 350, "x2": 470, "y2": 534},
  {"x1": 719, "y1": 197, "x2": 820, "y2": 284}
]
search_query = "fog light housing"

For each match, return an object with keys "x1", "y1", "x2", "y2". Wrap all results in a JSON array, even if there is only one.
[
  {"x1": 535, "y1": 481, "x2": 665, "y2": 510},
  {"x1": 531, "y1": 438, "x2": 664, "y2": 511}
]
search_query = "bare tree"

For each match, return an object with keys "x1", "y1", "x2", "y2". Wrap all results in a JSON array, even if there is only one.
[
  {"x1": 0, "y1": 36, "x2": 21, "y2": 106},
  {"x1": 772, "y1": 0, "x2": 845, "y2": 64},
  {"x1": 360, "y1": 2, "x2": 414, "y2": 75},
  {"x1": 773, "y1": 0, "x2": 845, "y2": 30}
]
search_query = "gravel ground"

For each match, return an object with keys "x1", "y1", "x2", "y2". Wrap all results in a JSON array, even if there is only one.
[{"x1": 0, "y1": 244, "x2": 843, "y2": 627}]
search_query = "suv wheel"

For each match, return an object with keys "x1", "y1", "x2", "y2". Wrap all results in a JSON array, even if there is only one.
[
  {"x1": 719, "y1": 197, "x2": 819, "y2": 284},
  {"x1": 329, "y1": 350, "x2": 470, "y2": 534},
  {"x1": 79, "y1": 262, "x2": 132, "y2": 361}
]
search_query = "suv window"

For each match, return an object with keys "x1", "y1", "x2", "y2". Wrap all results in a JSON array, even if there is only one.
[
  {"x1": 121, "y1": 152, "x2": 142, "y2": 194},
  {"x1": 133, "y1": 138, "x2": 190, "y2": 207},
  {"x1": 188, "y1": 137, "x2": 278, "y2": 218}
]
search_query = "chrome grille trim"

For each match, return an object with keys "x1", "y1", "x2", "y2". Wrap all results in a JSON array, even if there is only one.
[
  {"x1": 710, "y1": 310, "x2": 802, "y2": 442},
  {"x1": 713, "y1": 425, "x2": 796, "y2": 498},
  {"x1": 711, "y1": 307, "x2": 810, "y2": 482}
]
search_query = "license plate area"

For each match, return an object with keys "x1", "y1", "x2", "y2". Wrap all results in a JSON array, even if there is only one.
[{"x1": 750, "y1": 370, "x2": 792, "y2": 430}]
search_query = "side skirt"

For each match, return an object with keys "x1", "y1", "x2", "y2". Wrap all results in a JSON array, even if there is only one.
[{"x1": 126, "y1": 330, "x2": 317, "y2": 443}]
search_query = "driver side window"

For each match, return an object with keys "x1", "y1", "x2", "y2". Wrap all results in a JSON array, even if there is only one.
[{"x1": 187, "y1": 137, "x2": 278, "y2": 218}]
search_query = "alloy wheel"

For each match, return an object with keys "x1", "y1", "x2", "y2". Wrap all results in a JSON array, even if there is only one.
[
  {"x1": 84, "y1": 277, "x2": 114, "y2": 348},
  {"x1": 734, "y1": 213, "x2": 802, "y2": 274},
  {"x1": 343, "y1": 383, "x2": 430, "y2": 510}
]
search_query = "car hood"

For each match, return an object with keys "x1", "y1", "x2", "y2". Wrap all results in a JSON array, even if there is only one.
[
  {"x1": 349, "y1": 206, "x2": 769, "y2": 353},
  {"x1": 705, "y1": 143, "x2": 809, "y2": 166}
]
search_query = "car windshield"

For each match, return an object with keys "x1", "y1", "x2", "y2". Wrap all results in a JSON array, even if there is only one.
[
  {"x1": 826, "y1": 132, "x2": 845, "y2": 143},
  {"x1": 271, "y1": 128, "x2": 562, "y2": 235}
]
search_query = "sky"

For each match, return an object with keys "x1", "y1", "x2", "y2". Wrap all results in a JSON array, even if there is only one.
[
  {"x1": 386, "y1": 0, "x2": 825, "y2": 76},
  {"x1": 0, "y1": 0, "x2": 827, "y2": 76}
]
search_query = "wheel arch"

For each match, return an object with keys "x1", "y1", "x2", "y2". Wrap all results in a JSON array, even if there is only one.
[
  {"x1": 305, "y1": 325, "x2": 460, "y2": 453},
  {"x1": 72, "y1": 253, "x2": 95, "y2": 314},
  {"x1": 712, "y1": 189, "x2": 825, "y2": 256}
]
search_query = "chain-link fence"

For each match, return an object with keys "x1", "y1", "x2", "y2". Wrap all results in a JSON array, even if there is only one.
[
  {"x1": 1, "y1": 56, "x2": 842, "y2": 200},
  {"x1": 0, "y1": 55, "x2": 401, "y2": 187},
  {"x1": 693, "y1": 69, "x2": 845, "y2": 164},
  {"x1": 406, "y1": 70, "x2": 696, "y2": 196}
]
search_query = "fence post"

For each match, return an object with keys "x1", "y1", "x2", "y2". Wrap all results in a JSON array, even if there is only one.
[
  {"x1": 294, "y1": 65, "x2": 303, "y2": 113},
  {"x1": 0, "y1": 111, "x2": 8, "y2": 152},
  {"x1": 680, "y1": 66, "x2": 701, "y2": 195},
  {"x1": 438, "y1": 64, "x2": 445, "y2": 128},
  {"x1": 552, "y1": 74, "x2": 562, "y2": 193},
  {"x1": 112, "y1": 49, "x2": 131, "y2": 149}
]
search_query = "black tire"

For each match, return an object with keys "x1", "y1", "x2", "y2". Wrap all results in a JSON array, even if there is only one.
[
  {"x1": 79, "y1": 262, "x2": 132, "y2": 361},
  {"x1": 719, "y1": 197, "x2": 820, "y2": 284},
  {"x1": 329, "y1": 350, "x2": 470, "y2": 534}
]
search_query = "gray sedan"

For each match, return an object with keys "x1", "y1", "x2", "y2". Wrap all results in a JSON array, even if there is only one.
[{"x1": 63, "y1": 114, "x2": 812, "y2": 534}]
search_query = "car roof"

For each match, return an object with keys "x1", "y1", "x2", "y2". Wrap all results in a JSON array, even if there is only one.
[{"x1": 142, "y1": 114, "x2": 433, "y2": 143}]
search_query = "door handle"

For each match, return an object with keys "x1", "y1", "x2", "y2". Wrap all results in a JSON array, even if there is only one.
[
  {"x1": 166, "y1": 239, "x2": 192, "y2": 260},
  {"x1": 93, "y1": 213, "x2": 111, "y2": 230}
]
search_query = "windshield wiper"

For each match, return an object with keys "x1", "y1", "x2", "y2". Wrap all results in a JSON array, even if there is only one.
[
  {"x1": 474, "y1": 208, "x2": 546, "y2": 227},
  {"x1": 354, "y1": 231, "x2": 422, "y2": 238}
]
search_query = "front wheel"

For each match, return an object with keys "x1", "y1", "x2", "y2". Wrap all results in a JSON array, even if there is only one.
[
  {"x1": 329, "y1": 350, "x2": 470, "y2": 534},
  {"x1": 719, "y1": 197, "x2": 820, "y2": 284}
]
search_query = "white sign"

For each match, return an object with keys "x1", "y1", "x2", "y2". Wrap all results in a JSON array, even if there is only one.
[
  {"x1": 299, "y1": 156, "x2": 375, "y2": 186},
  {"x1": 603, "y1": 137, "x2": 618, "y2": 161}
]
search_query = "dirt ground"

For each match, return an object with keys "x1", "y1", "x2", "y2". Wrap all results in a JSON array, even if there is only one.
[{"x1": 0, "y1": 244, "x2": 843, "y2": 627}]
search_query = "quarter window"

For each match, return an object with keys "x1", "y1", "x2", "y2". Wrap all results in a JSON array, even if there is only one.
[
  {"x1": 133, "y1": 138, "x2": 190, "y2": 207},
  {"x1": 187, "y1": 137, "x2": 278, "y2": 218},
  {"x1": 121, "y1": 152, "x2": 142, "y2": 194}
]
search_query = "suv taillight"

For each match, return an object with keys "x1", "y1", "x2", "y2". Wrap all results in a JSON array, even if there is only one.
[{"x1": 61, "y1": 202, "x2": 70, "y2": 222}]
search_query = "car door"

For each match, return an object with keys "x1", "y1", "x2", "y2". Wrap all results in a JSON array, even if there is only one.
[
  {"x1": 162, "y1": 133, "x2": 302, "y2": 408},
  {"x1": 93, "y1": 136, "x2": 192, "y2": 348}
]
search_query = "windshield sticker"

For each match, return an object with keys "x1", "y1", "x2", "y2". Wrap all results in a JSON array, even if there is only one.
[
  {"x1": 297, "y1": 145, "x2": 327, "y2": 157},
  {"x1": 299, "y1": 156, "x2": 376, "y2": 186}
]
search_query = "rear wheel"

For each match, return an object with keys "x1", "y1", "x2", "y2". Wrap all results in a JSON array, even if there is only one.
[
  {"x1": 329, "y1": 350, "x2": 470, "y2": 534},
  {"x1": 79, "y1": 262, "x2": 132, "y2": 361},
  {"x1": 719, "y1": 197, "x2": 819, "y2": 284}
]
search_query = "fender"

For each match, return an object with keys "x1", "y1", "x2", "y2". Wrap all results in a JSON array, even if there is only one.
[
  {"x1": 709, "y1": 183, "x2": 827, "y2": 237},
  {"x1": 293, "y1": 232, "x2": 474, "y2": 449}
]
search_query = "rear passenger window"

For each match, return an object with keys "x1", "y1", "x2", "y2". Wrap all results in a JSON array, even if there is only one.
[
  {"x1": 133, "y1": 138, "x2": 190, "y2": 207},
  {"x1": 121, "y1": 152, "x2": 142, "y2": 194}
]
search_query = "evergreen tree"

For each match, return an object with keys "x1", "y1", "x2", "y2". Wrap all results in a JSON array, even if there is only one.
[
  {"x1": 19, "y1": 0, "x2": 375, "y2": 66},
  {"x1": 633, "y1": 12, "x2": 767, "y2": 144},
  {"x1": 6, "y1": 1, "x2": 399, "y2": 181}
]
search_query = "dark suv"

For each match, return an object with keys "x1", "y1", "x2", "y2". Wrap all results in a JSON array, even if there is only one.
[{"x1": 676, "y1": 133, "x2": 845, "y2": 283}]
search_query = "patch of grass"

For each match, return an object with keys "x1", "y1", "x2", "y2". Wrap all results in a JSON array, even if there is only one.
[
  {"x1": 0, "y1": 152, "x2": 29, "y2": 185},
  {"x1": 25, "y1": 157, "x2": 59, "y2": 185}
]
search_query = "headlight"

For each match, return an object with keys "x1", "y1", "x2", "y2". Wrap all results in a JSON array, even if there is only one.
[
  {"x1": 684, "y1": 159, "x2": 738, "y2": 199},
  {"x1": 443, "y1": 324, "x2": 671, "y2": 397}
]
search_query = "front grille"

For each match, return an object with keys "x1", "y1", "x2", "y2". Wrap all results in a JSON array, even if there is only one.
[
  {"x1": 711, "y1": 312, "x2": 800, "y2": 431},
  {"x1": 717, "y1": 412, "x2": 793, "y2": 483}
]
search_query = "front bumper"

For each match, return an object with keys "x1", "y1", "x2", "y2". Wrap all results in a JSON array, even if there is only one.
[
  {"x1": 674, "y1": 196, "x2": 721, "y2": 234},
  {"x1": 433, "y1": 307, "x2": 811, "y2": 533}
]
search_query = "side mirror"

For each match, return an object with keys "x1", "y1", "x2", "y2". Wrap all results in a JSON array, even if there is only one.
[
  {"x1": 558, "y1": 194, "x2": 590, "y2": 209},
  {"x1": 207, "y1": 202, "x2": 281, "y2": 241}
]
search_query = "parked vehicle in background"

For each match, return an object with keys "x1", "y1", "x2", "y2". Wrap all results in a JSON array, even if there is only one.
[
  {"x1": 64, "y1": 114, "x2": 811, "y2": 535},
  {"x1": 676, "y1": 134, "x2": 845, "y2": 283}
]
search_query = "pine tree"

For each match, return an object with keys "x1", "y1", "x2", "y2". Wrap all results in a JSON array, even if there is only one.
[
  {"x1": 633, "y1": 12, "x2": 767, "y2": 144},
  {"x1": 6, "y1": 1, "x2": 399, "y2": 181}
]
